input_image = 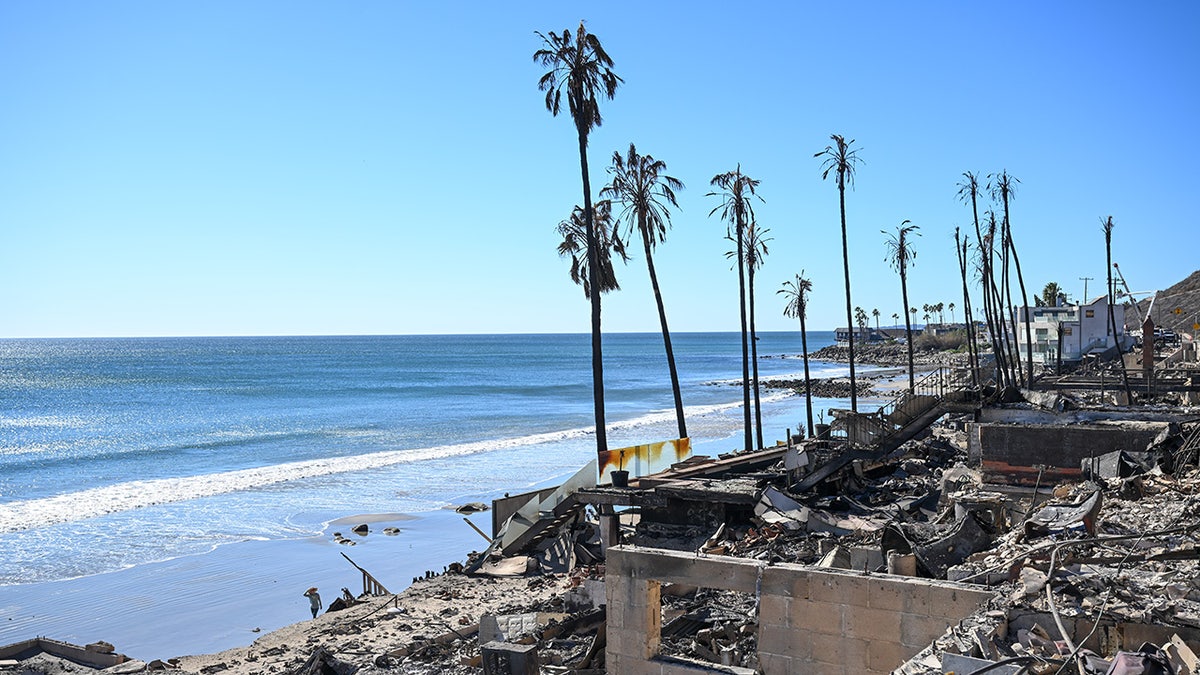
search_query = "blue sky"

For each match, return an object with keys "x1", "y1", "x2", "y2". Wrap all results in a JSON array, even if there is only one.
[{"x1": 2, "y1": 1, "x2": 1196, "y2": 338}]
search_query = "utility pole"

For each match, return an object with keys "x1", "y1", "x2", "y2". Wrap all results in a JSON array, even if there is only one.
[{"x1": 1079, "y1": 277, "x2": 1094, "y2": 303}]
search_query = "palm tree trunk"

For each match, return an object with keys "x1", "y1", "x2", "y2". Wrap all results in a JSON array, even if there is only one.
[
  {"x1": 748, "y1": 260, "x2": 764, "y2": 450},
  {"x1": 1010, "y1": 244, "x2": 1034, "y2": 388},
  {"x1": 735, "y1": 215, "x2": 753, "y2": 452},
  {"x1": 576, "y1": 130, "x2": 607, "y2": 453},
  {"x1": 901, "y1": 270, "x2": 915, "y2": 393},
  {"x1": 956, "y1": 234, "x2": 978, "y2": 387},
  {"x1": 799, "y1": 312, "x2": 814, "y2": 438},
  {"x1": 1001, "y1": 230, "x2": 1022, "y2": 384},
  {"x1": 641, "y1": 224, "x2": 687, "y2": 439},
  {"x1": 838, "y1": 181, "x2": 858, "y2": 412},
  {"x1": 971, "y1": 200, "x2": 1006, "y2": 387}
]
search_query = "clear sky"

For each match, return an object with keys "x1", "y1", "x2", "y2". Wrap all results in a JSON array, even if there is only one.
[{"x1": 2, "y1": 1, "x2": 1197, "y2": 338}]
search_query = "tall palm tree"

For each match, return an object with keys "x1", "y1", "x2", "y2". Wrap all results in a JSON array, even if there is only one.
[
  {"x1": 959, "y1": 171, "x2": 1007, "y2": 386},
  {"x1": 872, "y1": 308, "x2": 881, "y2": 331},
  {"x1": 708, "y1": 167, "x2": 763, "y2": 452},
  {"x1": 815, "y1": 134, "x2": 864, "y2": 412},
  {"x1": 726, "y1": 221, "x2": 771, "y2": 448},
  {"x1": 746, "y1": 221, "x2": 771, "y2": 449},
  {"x1": 883, "y1": 220, "x2": 920, "y2": 391},
  {"x1": 536, "y1": 22, "x2": 622, "y2": 453},
  {"x1": 603, "y1": 143, "x2": 688, "y2": 439},
  {"x1": 556, "y1": 200, "x2": 627, "y2": 298},
  {"x1": 954, "y1": 228, "x2": 979, "y2": 386},
  {"x1": 990, "y1": 170, "x2": 1033, "y2": 388},
  {"x1": 779, "y1": 273, "x2": 815, "y2": 437},
  {"x1": 892, "y1": 312, "x2": 900, "y2": 326},
  {"x1": 949, "y1": 302, "x2": 956, "y2": 324},
  {"x1": 1102, "y1": 216, "x2": 1133, "y2": 400}
]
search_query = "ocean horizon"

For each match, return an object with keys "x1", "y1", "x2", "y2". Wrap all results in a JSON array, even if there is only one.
[{"x1": 0, "y1": 331, "x2": 861, "y2": 658}]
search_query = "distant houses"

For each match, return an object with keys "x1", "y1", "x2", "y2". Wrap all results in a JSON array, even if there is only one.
[
  {"x1": 1015, "y1": 295, "x2": 1131, "y2": 365},
  {"x1": 834, "y1": 324, "x2": 973, "y2": 344}
]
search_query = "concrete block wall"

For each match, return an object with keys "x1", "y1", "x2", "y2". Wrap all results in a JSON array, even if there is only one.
[{"x1": 607, "y1": 546, "x2": 996, "y2": 675}]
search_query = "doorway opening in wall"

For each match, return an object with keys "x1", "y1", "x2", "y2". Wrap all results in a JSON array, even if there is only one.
[{"x1": 659, "y1": 585, "x2": 760, "y2": 670}]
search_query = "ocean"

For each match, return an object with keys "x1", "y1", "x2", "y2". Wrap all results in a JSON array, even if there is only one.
[{"x1": 0, "y1": 332, "x2": 853, "y2": 658}]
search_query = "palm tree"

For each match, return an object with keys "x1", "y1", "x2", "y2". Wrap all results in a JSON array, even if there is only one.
[
  {"x1": 744, "y1": 220, "x2": 771, "y2": 449},
  {"x1": 935, "y1": 302, "x2": 945, "y2": 325},
  {"x1": 855, "y1": 306, "x2": 869, "y2": 337},
  {"x1": 872, "y1": 308, "x2": 881, "y2": 330},
  {"x1": 954, "y1": 228, "x2": 979, "y2": 386},
  {"x1": 892, "y1": 312, "x2": 900, "y2": 326},
  {"x1": 603, "y1": 143, "x2": 688, "y2": 439},
  {"x1": 959, "y1": 171, "x2": 1007, "y2": 386},
  {"x1": 949, "y1": 302, "x2": 956, "y2": 324},
  {"x1": 990, "y1": 170, "x2": 1033, "y2": 388},
  {"x1": 556, "y1": 200, "x2": 627, "y2": 298},
  {"x1": 815, "y1": 134, "x2": 864, "y2": 412},
  {"x1": 535, "y1": 22, "x2": 622, "y2": 453},
  {"x1": 726, "y1": 220, "x2": 771, "y2": 448},
  {"x1": 779, "y1": 273, "x2": 815, "y2": 437},
  {"x1": 883, "y1": 220, "x2": 920, "y2": 391},
  {"x1": 709, "y1": 166, "x2": 763, "y2": 453},
  {"x1": 1102, "y1": 216, "x2": 1133, "y2": 400}
]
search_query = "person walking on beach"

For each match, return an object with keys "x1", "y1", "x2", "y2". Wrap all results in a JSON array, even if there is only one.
[{"x1": 304, "y1": 587, "x2": 322, "y2": 618}]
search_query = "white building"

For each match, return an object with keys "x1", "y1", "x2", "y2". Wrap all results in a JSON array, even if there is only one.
[{"x1": 1015, "y1": 295, "x2": 1129, "y2": 365}]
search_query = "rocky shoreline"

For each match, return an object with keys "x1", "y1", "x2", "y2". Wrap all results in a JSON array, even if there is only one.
[{"x1": 808, "y1": 341, "x2": 969, "y2": 368}]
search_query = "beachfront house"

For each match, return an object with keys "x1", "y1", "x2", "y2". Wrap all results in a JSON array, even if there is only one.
[{"x1": 1015, "y1": 295, "x2": 1129, "y2": 365}]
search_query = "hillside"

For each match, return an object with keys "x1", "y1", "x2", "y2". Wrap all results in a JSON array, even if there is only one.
[{"x1": 1134, "y1": 269, "x2": 1200, "y2": 336}]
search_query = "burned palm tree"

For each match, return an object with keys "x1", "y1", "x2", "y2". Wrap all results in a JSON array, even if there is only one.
[
  {"x1": 958, "y1": 171, "x2": 1007, "y2": 386},
  {"x1": 536, "y1": 21, "x2": 622, "y2": 452},
  {"x1": 815, "y1": 134, "x2": 864, "y2": 411},
  {"x1": 779, "y1": 273, "x2": 815, "y2": 437},
  {"x1": 557, "y1": 200, "x2": 627, "y2": 298},
  {"x1": 603, "y1": 143, "x2": 688, "y2": 439},
  {"x1": 709, "y1": 166, "x2": 763, "y2": 452},
  {"x1": 883, "y1": 220, "x2": 920, "y2": 391},
  {"x1": 955, "y1": 228, "x2": 979, "y2": 386},
  {"x1": 726, "y1": 220, "x2": 772, "y2": 449},
  {"x1": 990, "y1": 170, "x2": 1033, "y2": 387}
]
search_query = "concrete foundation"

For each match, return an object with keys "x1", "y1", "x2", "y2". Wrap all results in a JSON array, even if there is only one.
[
  {"x1": 967, "y1": 420, "x2": 1169, "y2": 484},
  {"x1": 605, "y1": 546, "x2": 996, "y2": 675}
]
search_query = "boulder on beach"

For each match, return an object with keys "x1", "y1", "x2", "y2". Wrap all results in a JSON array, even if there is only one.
[
  {"x1": 351, "y1": 524, "x2": 369, "y2": 536},
  {"x1": 454, "y1": 502, "x2": 489, "y2": 514}
]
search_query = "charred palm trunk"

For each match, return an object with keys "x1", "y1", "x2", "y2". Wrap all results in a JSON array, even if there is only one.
[
  {"x1": 799, "y1": 309, "x2": 814, "y2": 438},
  {"x1": 748, "y1": 259, "x2": 764, "y2": 449},
  {"x1": 1002, "y1": 189, "x2": 1035, "y2": 388},
  {"x1": 641, "y1": 220, "x2": 687, "y2": 439},
  {"x1": 956, "y1": 233, "x2": 978, "y2": 387},
  {"x1": 1000, "y1": 228, "x2": 1021, "y2": 385},
  {"x1": 838, "y1": 179, "x2": 858, "y2": 412},
  {"x1": 576, "y1": 128, "x2": 607, "y2": 453},
  {"x1": 901, "y1": 268, "x2": 915, "y2": 393},
  {"x1": 735, "y1": 213, "x2": 753, "y2": 452}
]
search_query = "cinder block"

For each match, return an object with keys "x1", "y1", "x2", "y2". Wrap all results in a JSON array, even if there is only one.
[
  {"x1": 758, "y1": 595, "x2": 789, "y2": 628},
  {"x1": 760, "y1": 567, "x2": 807, "y2": 598},
  {"x1": 843, "y1": 606, "x2": 899, "y2": 640},
  {"x1": 900, "y1": 583, "x2": 932, "y2": 615},
  {"x1": 929, "y1": 586, "x2": 990, "y2": 618},
  {"x1": 810, "y1": 634, "x2": 869, "y2": 672},
  {"x1": 808, "y1": 570, "x2": 870, "y2": 606},
  {"x1": 758, "y1": 624, "x2": 805, "y2": 659},
  {"x1": 792, "y1": 599, "x2": 843, "y2": 635},
  {"x1": 867, "y1": 578, "x2": 907, "y2": 611},
  {"x1": 867, "y1": 639, "x2": 912, "y2": 672},
  {"x1": 900, "y1": 614, "x2": 951, "y2": 650}
]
